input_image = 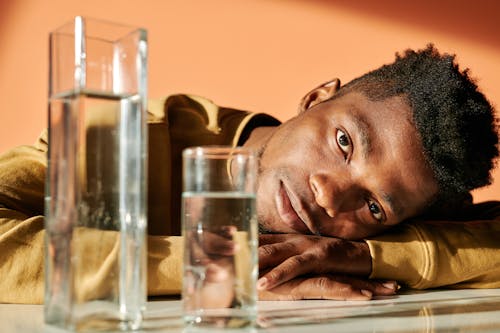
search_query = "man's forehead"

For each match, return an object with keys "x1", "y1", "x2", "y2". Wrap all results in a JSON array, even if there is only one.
[{"x1": 330, "y1": 90, "x2": 411, "y2": 111}]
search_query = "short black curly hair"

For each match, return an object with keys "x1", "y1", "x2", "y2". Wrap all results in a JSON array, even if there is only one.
[{"x1": 339, "y1": 44, "x2": 499, "y2": 208}]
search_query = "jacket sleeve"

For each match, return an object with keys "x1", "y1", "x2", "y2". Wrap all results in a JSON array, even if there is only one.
[
  {"x1": 366, "y1": 202, "x2": 500, "y2": 289},
  {"x1": 0, "y1": 132, "x2": 183, "y2": 304},
  {"x1": 0, "y1": 132, "x2": 49, "y2": 303}
]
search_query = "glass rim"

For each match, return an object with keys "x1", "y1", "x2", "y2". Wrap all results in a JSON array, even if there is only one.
[
  {"x1": 182, "y1": 145, "x2": 256, "y2": 159},
  {"x1": 50, "y1": 16, "x2": 146, "y2": 41}
]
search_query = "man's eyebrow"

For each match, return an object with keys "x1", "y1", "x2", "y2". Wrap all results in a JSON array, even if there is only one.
[{"x1": 348, "y1": 109, "x2": 372, "y2": 160}]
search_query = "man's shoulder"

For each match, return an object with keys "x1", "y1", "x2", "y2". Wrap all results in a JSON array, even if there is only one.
[
  {"x1": 147, "y1": 93, "x2": 280, "y2": 146},
  {"x1": 426, "y1": 199, "x2": 500, "y2": 222},
  {"x1": 464, "y1": 200, "x2": 500, "y2": 221},
  {"x1": 418, "y1": 191, "x2": 500, "y2": 223},
  {"x1": 147, "y1": 94, "x2": 248, "y2": 124}
]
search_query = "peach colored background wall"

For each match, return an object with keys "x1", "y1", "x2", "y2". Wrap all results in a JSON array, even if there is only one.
[{"x1": 0, "y1": 0, "x2": 499, "y2": 202}]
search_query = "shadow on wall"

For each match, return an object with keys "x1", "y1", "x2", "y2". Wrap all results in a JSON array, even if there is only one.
[
  {"x1": 0, "y1": 0, "x2": 15, "y2": 38},
  {"x1": 306, "y1": 0, "x2": 500, "y2": 49}
]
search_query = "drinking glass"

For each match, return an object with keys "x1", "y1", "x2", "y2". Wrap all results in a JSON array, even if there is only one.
[
  {"x1": 44, "y1": 16, "x2": 148, "y2": 331},
  {"x1": 182, "y1": 146, "x2": 258, "y2": 329}
]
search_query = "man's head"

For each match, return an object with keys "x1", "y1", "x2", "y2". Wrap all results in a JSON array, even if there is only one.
[
  {"x1": 339, "y1": 44, "x2": 499, "y2": 209},
  {"x1": 250, "y1": 44, "x2": 498, "y2": 240}
]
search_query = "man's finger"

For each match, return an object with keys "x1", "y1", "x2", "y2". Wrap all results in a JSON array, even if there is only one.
[
  {"x1": 258, "y1": 242, "x2": 298, "y2": 269},
  {"x1": 365, "y1": 279, "x2": 400, "y2": 296},
  {"x1": 201, "y1": 231, "x2": 238, "y2": 256},
  {"x1": 258, "y1": 275, "x2": 374, "y2": 301},
  {"x1": 258, "y1": 234, "x2": 289, "y2": 245},
  {"x1": 219, "y1": 225, "x2": 237, "y2": 238},
  {"x1": 258, "y1": 253, "x2": 316, "y2": 290},
  {"x1": 204, "y1": 260, "x2": 233, "y2": 283}
]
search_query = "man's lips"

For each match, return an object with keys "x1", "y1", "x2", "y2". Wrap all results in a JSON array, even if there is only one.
[{"x1": 275, "y1": 181, "x2": 311, "y2": 234}]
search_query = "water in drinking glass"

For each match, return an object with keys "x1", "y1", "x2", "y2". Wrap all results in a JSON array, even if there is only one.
[
  {"x1": 181, "y1": 146, "x2": 258, "y2": 329},
  {"x1": 182, "y1": 190, "x2": 258, "y2": 328}
]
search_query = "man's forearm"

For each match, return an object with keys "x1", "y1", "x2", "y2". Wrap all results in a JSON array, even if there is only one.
[{"x1": 366, "y1": 218, "x2": 500, "y2": 289}]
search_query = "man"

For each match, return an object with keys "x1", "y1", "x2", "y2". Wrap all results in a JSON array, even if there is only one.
[
  {"x1": 0, "y1": 45, "x2": 498, "y2": 303},
  {"x1": 254, "y1": 45, "x2": 500, "y2": 299}
]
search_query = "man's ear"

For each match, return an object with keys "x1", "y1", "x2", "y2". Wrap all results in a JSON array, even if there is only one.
[{"x1": 298, "y1": 78, "x2": 341, "y2": 113}]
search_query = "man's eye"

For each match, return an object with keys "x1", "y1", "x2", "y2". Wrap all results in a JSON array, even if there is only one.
[
  {"x1": 336, "y1": 129, "x2": 351, "y2": 156},
  {"x1": 367, "y1": 199, "x2": 384, "y2": 222}
]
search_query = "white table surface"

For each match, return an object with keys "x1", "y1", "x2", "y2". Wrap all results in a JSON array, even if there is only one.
[{"x1": 2, "y1": 289, "x2": 500, "y2": 332}]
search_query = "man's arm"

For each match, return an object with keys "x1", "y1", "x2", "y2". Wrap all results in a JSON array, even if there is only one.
[
  {"x1": 367, "y1": 201, "x2": 500, "y2": 289},
  {"x1": 258, "y1": 202, "x2": 500, "y2": 296},
  {"x1": 0, "y1": 134, "x2": 47, "y2": 303},
  {"x1": 0, "y1": 133, "x2": 184, "y2": 304}
]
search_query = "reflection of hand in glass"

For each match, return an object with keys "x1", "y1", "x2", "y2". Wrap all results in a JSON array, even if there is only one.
[{"x1": 185, "y1": 226, "x2": 238, "y2": 309}]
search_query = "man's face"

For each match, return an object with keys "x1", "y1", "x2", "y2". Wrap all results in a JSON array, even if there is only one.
[{"x1": 256, "y1": 91, "x2": 438, "y2": 240}]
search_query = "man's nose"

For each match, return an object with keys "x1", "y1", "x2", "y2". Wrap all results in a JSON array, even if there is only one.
[
  {"x1": 310, "y1": 173, "x2": 338, "y2": 217},
  {"x1": 309, "y1": 173, "x2": 358, "y2": 217}
]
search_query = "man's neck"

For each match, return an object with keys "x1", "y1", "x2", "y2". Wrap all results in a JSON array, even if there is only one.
[{"x1": 242, "y1": 126, "x2": 276, "y2": 153}]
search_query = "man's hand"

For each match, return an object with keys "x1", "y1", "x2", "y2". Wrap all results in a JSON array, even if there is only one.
[
  {"x1": 258, "y1": 234, "x2": 374, "y2": 291},
  {"x1": 184, "y1": 226, "x2": 238, "y2": 308},
  {"x1": 258, "y1": 274, "x2": 398, "y2": 301},
  {"x1": 258, "y1": 234, "x2": 399, "y2": 300}
]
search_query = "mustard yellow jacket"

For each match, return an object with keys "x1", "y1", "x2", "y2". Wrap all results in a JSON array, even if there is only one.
[{"x1": 0, "y1": 94, "x2": 499, "y2": 304}]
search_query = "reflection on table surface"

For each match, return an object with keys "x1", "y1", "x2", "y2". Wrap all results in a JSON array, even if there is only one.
[{"x1": 2, "y1": 289, "x2": 500, "y2": 332}]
